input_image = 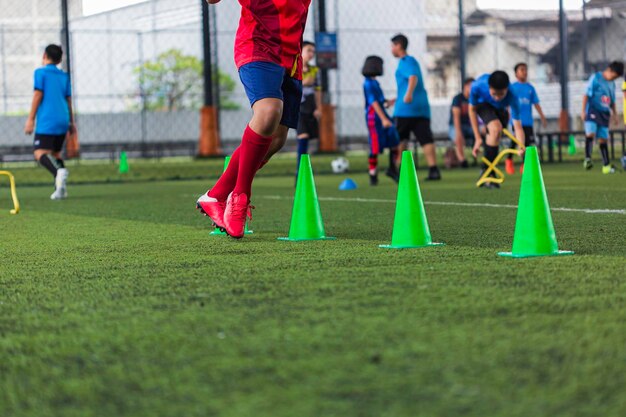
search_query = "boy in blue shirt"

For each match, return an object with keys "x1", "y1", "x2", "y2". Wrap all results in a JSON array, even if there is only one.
[
  {"x1": 362, "y1": 56, "x2": 400, "y2": 186},
  {"x1": 582, "y1": 61, "x2": 624, "y2": 174},
  {"x1": 24, "y1": 44, "x2": 75, "y2": 200},
  {"x1": 469, "y1": 71, "x2": 525, "y2": 189},
  {"x1": 507, "y1": 63, "x2": 547, "y2": 174},
  {"x1": 391, "y1": 34, "x2": 441, "y2": 181}
]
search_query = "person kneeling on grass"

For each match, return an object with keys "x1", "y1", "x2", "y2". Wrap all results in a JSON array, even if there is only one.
[
  {"x1": 469, "y1": 71, "x2": 525, "y2": 189},
  {"x1": 582, "y1": 60, "x2": 624, "y2": 174},
  {"x1": 24, "y1": 44, "x2": 75, "y2": 200},
  {"x1": 362, "y1": 56, "x2": 400, "y2": 186}
]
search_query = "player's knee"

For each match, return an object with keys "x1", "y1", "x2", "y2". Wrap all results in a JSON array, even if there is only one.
[
  {"x1": 252, "y1": 100, "x2": 283, "y2": 135},
  {"x1": 598, "y1": 138, "x2": 608, "y2": 145}
]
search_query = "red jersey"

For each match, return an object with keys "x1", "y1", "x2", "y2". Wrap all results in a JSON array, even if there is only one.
[{"x1": 235, "y1": 0, "x2": 312, "y2": 80}]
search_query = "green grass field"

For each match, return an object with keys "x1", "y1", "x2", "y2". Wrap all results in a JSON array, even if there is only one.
[{"x1": 1, "y1": 156, "x2": 625, "y2": 417}]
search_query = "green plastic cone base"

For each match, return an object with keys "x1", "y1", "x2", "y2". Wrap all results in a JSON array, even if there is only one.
[
  {"x1": 499, "y1": 146, "x2": 573, "y2": 258},
  {"x1": 380, "y1": 242, "x2": 444, "y2": 250},
  {"x1": 278, "y1": 154, "x2": 335, "y2": 242},
  {"x1": 209, "y1": 156, "x2": 254, "y2": 236},
  {"x1": 498, "y1": 250, "x2": 574, "y2": 258},
  {"x1": 380, "y1": 151, "x2": 443, "y2": 250}
]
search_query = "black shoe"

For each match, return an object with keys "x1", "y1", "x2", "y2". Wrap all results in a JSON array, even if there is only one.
[
  {"x1": 480, "y1": 181, "x2": 500, "y2": 189},
  {"x1": 369, "y1": 174, "x2": 379, "y2": 186},
  {"x1": 425, "y1": 167, "x2": 441, "y2": 181},
  {"x1": 460, "y1": 160, "x2": 469, "y2": 169},
  {"x1": 385, "y1": 167, "x2": 399, "y2": 183}
]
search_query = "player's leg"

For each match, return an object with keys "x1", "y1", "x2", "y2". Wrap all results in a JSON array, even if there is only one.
[
  {"x1": 295, "y1": 113, "x2": 313, "y2": 181},
  {"x1": 584, "y1": 120, "x2": 597, "y2": 170},
  {"x1": 475, "y1": 104, "x2": 503, "y2": 189},
  {"x1": 415, "y1": 118, "x2": 441, "y2": 181},
  {"x1": 33, "y1": 135, "x2": 59, "y2": 179},
  {"x1": 597, "y1": 126, "x2": 614, "y2": 174},
  {"x1": 199, "y1": 62, "x2": 285, "y2": 233},
  {"x1": 395, "y1": 118, "x2": 411, "y2": 166},
  {"x1": 452, "y1": 125, "x2": 468, "y2": 168},
  {"x1": 368, "y1": 119, "x2": 381, "y2": 186},
  {"x1": 384, "y1": 126, "x2": 400, "y2": 183},
  {"x1": 52, "y1": 135, "x2": 69, "y2": 199}
]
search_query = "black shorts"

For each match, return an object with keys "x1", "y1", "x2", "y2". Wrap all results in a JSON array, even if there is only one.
[
  {"x1": 297, "y1": 112, "x2": 319, "y2": 139},
  {"x1": 395, "y1": 117, "x2": 434, "y2": 146},
  {"x1": 34, "y1": 133, "x2": 65, "y2": 152},
  {"x1": 509, "y1": 126, "x2": 536, "y2": 148},
  {"x1": 475, "y1": 103, "x2": 509, "y2": 128}
]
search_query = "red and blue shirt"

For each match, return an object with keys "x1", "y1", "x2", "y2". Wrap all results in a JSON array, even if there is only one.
[{"x1": 235, "y1": 0, "x2": 312, "y2": 80}]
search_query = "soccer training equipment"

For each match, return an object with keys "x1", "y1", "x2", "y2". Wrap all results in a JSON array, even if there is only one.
[
  {"x1": 331, "y1": 157, "x2": 349, "y2": 174},
  {"x1": 119, "y1": 151, "x2": 129, "y2": 173},
  {"x1": 380, "y1": 151, "x2": 444, "y2": 250},
  {"x1": 197, "y1": 193, "x2": 226, "y2": 231},
  {"x1": 476, "y1": 128, "x2": 524, "y2": 187},
  {"x1": 339, "y1": 178, "x2": 358, "y2": 191},
  {"x1": 279, "y1": 154, "x2": 335, "y2": 242},
  {"x1": 0, "y1": 170, "x2": 20, "y2": 214},
  {"x1": 498, "y1": 147, "x2": 573, "y2": 258},
  {"x1": 223, "y1": 192, "x2": 253, "y2": 239},
  {"x1": 505, "y1": 158, "x2": 515, "y2": 175},
  {"x1": 602, "y1": 165, "x2": 616, "y2": 174}
]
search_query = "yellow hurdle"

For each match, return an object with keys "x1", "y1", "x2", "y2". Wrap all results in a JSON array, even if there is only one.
[
  {"x1": 0, "y1": 170, "x2": 20, "y2": 214},
  {"x1": 476, "y1": 128, "x2": 526, "y2": 188}
]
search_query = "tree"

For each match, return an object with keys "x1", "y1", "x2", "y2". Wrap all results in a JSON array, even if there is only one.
[{"x1": 134, "y1": 48, "x2": 238, "y2": 112}]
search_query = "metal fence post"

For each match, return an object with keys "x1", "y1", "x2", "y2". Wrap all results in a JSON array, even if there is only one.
[
  {"x1": 558, "y1": 0, "x2": 571, "y2": 137},
  {"x1": 458, "y1": 0, "x2": 467, "y2": 85},
  {"x1": 198, "y1": 0, "x2": 221, "y2": 157},
  {"x1": 316, "y1": 0, "x2": 338, "y2": 153}
]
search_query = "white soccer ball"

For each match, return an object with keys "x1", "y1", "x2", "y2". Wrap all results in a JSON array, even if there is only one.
[{"x1": 331, "y1": 157, "x2": 350, "y2": 174}]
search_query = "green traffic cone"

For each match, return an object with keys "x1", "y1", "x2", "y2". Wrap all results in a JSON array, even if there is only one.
[
  {"x1": 568, "y1": 135, "x2": 577, "y2": 155},
  {"x1": 499, "y1": 147, "x2": 573, "y2": 258},
  {"x1": 278, "y1": 154, "x2": 335, "y2": 242},
  {"x1": 380, "y1": 151, "x2": 444, "y2": 249},
  {"x1": 210, "y1": 155, "x2": 253, "y2": 236},
  {"x1": 119, "y1": 151, "x2": 129, "y2": 174}
]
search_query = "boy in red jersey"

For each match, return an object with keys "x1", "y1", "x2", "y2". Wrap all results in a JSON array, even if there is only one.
[{"x1": 197, "y1": 0, "x2": 312, "y2": 239}]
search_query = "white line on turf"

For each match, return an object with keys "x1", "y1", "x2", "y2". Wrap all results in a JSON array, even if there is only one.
[{"x1": 259, "y1": 195, "x2": 626, "y2": 215}]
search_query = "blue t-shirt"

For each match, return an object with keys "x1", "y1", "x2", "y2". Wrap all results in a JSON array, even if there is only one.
[
  {"x1": 469, "y1": 73, "x2": 521, "y2": 121},
  {"x1": 510, "y1": 82, "x2": 539, "y2": 127},
  {"x1": 393, "y1": 55, "x2": 430, "y2": 119},
  {"x1": 34, "y1": 65, "x2": 71, "y2": 135},
  {"x1": 585, "y1": 72, "x2": 615, "y2": 115},
  {"x1": 363, "y1": 77, "x2": 391, "y2": 121}
]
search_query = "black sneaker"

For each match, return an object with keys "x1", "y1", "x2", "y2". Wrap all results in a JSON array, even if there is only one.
[
  {"x1": 480, "y1": 181, "x2": 500, "y2": 189},
  {"x1": 369, "y1": 174, "x2": 379, "y2": 186},
  {"x1": 425, "y1": 167, "x2": 441, "y2": 181},
  {"x1": 460, "y1": 160, "x2": 469, "y2": 169},
  {"x1": 385, "y1": 167, "x2": 399, "y2": 183}
]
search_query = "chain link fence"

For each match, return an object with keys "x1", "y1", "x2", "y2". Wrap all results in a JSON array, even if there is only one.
[{"x1": 1, "y1": 0, "x2": 625, "y2": 185}]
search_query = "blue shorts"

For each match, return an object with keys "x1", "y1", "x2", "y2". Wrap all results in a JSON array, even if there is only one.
[
  {"x1": 585, "y1": 109, "x2": 610, "y2": 139},
  {"x1": 239, "y1": 61, "x2": 303, "y2": 129}
]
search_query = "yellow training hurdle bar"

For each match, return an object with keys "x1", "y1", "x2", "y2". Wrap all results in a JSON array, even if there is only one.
[
  {"x1": 476, "y1": 128, "x2": 526, "y2": 188},
  {"x1": 0, "y1": 171, "x2": 20, "y2": 214}
]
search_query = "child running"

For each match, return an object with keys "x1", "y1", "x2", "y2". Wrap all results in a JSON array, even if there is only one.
[
  {"x1": 582, "y1": 61, "x2": 624, "y2": 174},
  {"x1": 362, "y1": 56, "x2": 400, "y2": 186},
  {"x1": 469, "y1": 71, "x2": 525, "y2": 189},
  {"x1": 507, "y1": 63, "x2": 547, "y2": 174},
  {"x1": 197, "y1": 0, "x2": 312, "y2": 238},
  {"x1": 24, "y1": 44, "x2": 74, "y2": 200}
]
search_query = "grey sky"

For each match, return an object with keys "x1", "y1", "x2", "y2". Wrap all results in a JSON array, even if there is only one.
[{"x1": 82, "y1": 0, "x2": 583, "y2": 16}]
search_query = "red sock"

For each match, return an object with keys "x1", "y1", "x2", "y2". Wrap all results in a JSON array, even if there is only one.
[
  {"x1": 233, "y1": 125, "x2": 273, "y2": 197},
  {"x1": 208, "y1": 147, "x2": 241, "y2": 201},
  {"x1": 368, "y1": 155, "x2": 378, "y2": 173}
]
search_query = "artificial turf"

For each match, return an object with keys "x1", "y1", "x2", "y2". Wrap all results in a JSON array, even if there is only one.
[{"x1": 1, "y1": 157, "x2": 625, "y2": 417}]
